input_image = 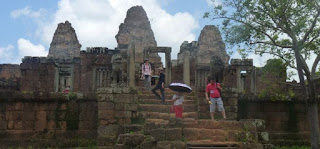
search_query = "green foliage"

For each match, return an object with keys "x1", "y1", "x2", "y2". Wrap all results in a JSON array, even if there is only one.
[
  {"x1": 68, "y1": 92, "x2": 78, "y2": 100},
  {"x1": 131, "y1": 115, "x2": 145, "y2": 125},
  {"x1": 205, "y1": 0, "x2": 320, "y2": 82},
  {"x1": 275, "y1": 146, "x2": 310, "y2": 149}
]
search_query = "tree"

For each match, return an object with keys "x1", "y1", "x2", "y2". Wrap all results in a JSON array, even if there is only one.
[{"x1": 205, "y1": 0, "x2": 320, "y2": 148}]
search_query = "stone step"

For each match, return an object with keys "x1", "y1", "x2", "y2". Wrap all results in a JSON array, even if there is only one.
[
  {"x1": 145, "y1": 119, "x2": 169, "y2": 124},
  {"x1": 183, "y1": 128, "x2": 228, "y2": 142},
  {"x1": 119, "y1": 124, "x2": 144, "y2": 134},
  {"x1": 186, "y1": 141, "x2": 240, "y2": 149},
  {"x1": 139, "y1": 98, "x2": 197, "y2": 105},
  {"x1": 138, "y1": 94, "x2": 195, "y2": 100},
  {"x1": 138, "y1": 104, "x2": 197, "y2": 113},
  {"x1": 140, "y1": 111, "x2": 198, "y2": 120},
  {"x1": 183, "y1": 120, "x2": 249, "y2": 131}
]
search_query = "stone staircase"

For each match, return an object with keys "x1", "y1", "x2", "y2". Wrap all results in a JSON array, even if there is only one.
[
  {"x1": 137, "y1": 88, "x2": 198, "y2": 124},
  {"x1": 112, "y1": 87, "x2": 269, "y2": 149}
]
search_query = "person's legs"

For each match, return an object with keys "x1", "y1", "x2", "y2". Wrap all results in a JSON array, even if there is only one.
[
  {"x1": 209, "y1": 97, "x2": 217, "y2": 120},
  {"x1": 152, "y1": 85, "x2": 161, "y2": 99},
  {"x1": 147, "y1": 75, "x2": 151, "y2": 91},
  {"x1": 144, "y1": 75, "x2": 148, "y2": 90},
  {"x1": 174, "y1": 105, "x2": 183, "y2": 118},
  {"x1": 160, "y1": 86, "x2": 165, "y2": 104},
  {"x1": 217, "y1": 97, "x2": 227, "y2": 119}
]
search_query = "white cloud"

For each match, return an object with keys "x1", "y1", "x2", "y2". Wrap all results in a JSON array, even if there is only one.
[
  {"x1": 11, "y1": 6, "x2": 45, "y2": 19},
  {"x1": 17, "y1": 38, "x2": 48, "y2": 58},
  {"x1": 36, "y1": 0, "x2": 198, "y2": 60},
  {"x1": 206, "y1": 0, "x2": 222, "y2": 7},
  {"x1": 0, "y1": 45, "x2": 16, "y2": 64}
]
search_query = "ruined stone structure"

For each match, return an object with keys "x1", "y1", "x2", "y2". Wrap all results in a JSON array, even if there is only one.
[
  {"x1": 116, "y1": 6, "x2": 160, "y2": 64},
  {"x1": 0, "y1": 5, "x2": 315, "y2": 148},
  {"x1": 48, "y1": 21, "x2": 81, "y2": 59}
]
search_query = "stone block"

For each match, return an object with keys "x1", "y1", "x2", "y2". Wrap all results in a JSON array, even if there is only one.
[
  {"x1": 122, "y1": 87, "x2": 130, "y2": 94},
  {"x1": 98, "y1": 102, "x2": 115, "y2": 110},
  {"x1": 226, "y1": 112, "x2": 237, "y2": 120},
  {"x1": 59, "y1": 104, "x2": 67, "y2": 110},
  {"x1": 79, "y1": 111, "x2": 96, "y2": 121},
  {"x1": 118, "y1": 118, "x2": 131, "y2": 124},
  {"x1": 22, "y1": 120, "x2": 35, "y2": 130},
  {"x1": 22, "y1": 111, "x2": 35, "y2": 121},
  {"x1": 6, "y1": 102, "x2": 24, "y2": 111},
  {"x1": 227, "y1": 98, "x2": 237, "y2": 106},
  {"x1": 0, "y1": 112, "x2": 5, "y2": 121},
  {"x1": 124, "y1": 104, "x2": 138, "y2": 111},
  {"x1": 150, "y1": 129, "x2": 165, "y2": 141},
  {"x1": 7, "y1": 120, "x2": 14, "y2": 129},
  {"x1": 156, "y1": 141, "x2": 171, "y2": 149},
  {"x1": 165, "y1": 128, "x2": 182, "y2": 141},
  {"x1": 0, "y1": 120, "x2": 7, "y2": 130},
  {"x1": 258, "y1": 132, "x2": 269, "y2": 142},
  {"x1": 113, "y1": 87, "x2": 123, "y2": 93},
  {"x1": 35, "y1": 119, "x2": 48, "y2": 131},
  {"x1": 58, "y1": 121, "x2": 67, "y2": 130},
  {"x1": 23, "y1": 103, "x2": 34, "y2": 112},
  {"x1": 6, "y1": 111, "x2": 23, "y2": 121},
  {"x1": 118, "y1": 134, "x2": 145, "y2": 146},
  {"x1": 115, "y1": 111, "x2": 132, "y2": 118},
  {"x1": 97, "y1": 125, "x2": 119, "y2": 138},
  {"x1": 98, "y1": 110, "x2": 114, "y2": 120},
  {"x1": 47, "y1": 120, "x2": 56, "y2": 130},
  {"x1": 14, "y1": 121, "x2": 23, "y2": 130},
  {"x1": 79, "y1": 120, "x2": 96, "y2": 130},
  {"x1": 98, "y1": 94, "x2": 114, "y2": 102},
  {"x1": 36, "y1": 111, "x2": 47, "y2": 120},
  {"x1": 115, "y1": 103, "x2": 124, "y2": 111}
]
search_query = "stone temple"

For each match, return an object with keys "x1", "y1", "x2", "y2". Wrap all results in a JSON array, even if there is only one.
[{"x1": 0, "y1": 5, "x2": 316, "y2": 148}]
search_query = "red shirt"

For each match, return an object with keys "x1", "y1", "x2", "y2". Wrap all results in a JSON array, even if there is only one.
[{"x1": 206, "y1": 83, "x2": 221, "y2": 98}]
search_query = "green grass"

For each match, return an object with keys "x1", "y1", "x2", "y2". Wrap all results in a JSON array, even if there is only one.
[{"x1": 275, "y1": 146, "x2": 310, "y2": 149}]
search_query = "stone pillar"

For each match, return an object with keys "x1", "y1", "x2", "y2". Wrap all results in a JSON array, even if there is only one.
[
  {"x1": 54, "y1": 67, "x2": 59, "y2": 92},
  {"x1": 165, "y1": 49, "x2": 172, "y2": 86},
  {"x1": 183, "y1": 52, "x2": 190, "y2": 85},
  {"x1": 128, "y1": 43, "x2": 136, "y2": 88}
]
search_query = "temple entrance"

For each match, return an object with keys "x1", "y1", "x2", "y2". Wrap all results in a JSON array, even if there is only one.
[{"x1": 143, "y1": 47, "x2": 172, "y2": 86}]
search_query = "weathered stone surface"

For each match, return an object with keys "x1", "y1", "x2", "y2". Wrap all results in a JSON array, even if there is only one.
[
  {"x1": 165, "y1": 128, "x2": 182, "y2": 141},
  {"x1": 115, "y1": 6, "x2": 159, "y2": 63},
  {"x1": 196, "y1": 25, "x2": 229, "y2": 65},
  {"x1": 150, "y1": 129, "x2": 166, "y2": 141},
  {"x1": 118, "y1": 134, "x2": 145, "y2": 146},
  {"x1": 48, "y1": 21, "x2": 81, "y2": 59}
]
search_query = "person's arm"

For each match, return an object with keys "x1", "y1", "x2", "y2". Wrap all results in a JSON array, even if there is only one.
[
  {"x1": 162, "y1": 74, "x2": 165, "y2": 88},
  {"x1": 217, "y1": 83, "x2": 222, "y2": 90},
  {"x1": 205, "y1": 86, "x2": 209, "y2": 101},
  {"x1": 172, "y1": 95, "x2": 177, "y2": 105}
]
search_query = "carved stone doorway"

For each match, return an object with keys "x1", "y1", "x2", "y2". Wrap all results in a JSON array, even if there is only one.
[{"x1": 144, "y1": 47, "x2": 172, "y2": 86}]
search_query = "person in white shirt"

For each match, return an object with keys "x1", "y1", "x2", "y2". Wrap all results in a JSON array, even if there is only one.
[
  {"x1": 172, "y1": 92, "x2": 184, "y2": 118},
  {"x1": 141, "y1": 59, "x2": 152, "y2": 91}
]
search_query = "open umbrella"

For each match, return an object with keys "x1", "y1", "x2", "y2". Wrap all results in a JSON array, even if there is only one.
[{"x1": 169, "y1": 83, "x2": 192, "y2": 93}]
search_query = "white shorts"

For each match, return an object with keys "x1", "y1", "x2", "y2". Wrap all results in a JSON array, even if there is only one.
[{"x1": 209, "y1": 97, "x2": 224, "y2": 112}]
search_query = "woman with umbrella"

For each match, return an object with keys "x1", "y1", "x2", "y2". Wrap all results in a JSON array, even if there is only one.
[{"x1": 169, "y1": 83, "x2": 192, "y2": 118}]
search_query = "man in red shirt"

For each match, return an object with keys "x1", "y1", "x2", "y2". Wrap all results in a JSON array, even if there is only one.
[{"x1": 205, "y1": 76, "x2": 227, "y2": 120}]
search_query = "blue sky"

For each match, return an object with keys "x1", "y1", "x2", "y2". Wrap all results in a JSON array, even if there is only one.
[{"x1": 0, "y1": 0, "x2": 231, "y2": 65}]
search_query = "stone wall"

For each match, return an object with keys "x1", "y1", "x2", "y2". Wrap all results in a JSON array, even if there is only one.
[
  {"x1": 96, "y1": 87, "x2": 138, "y2": 146},
  {"x1": 238, "y1": 100, "x2": 317, "y2": 145},
  {"x1": 238, "y1": 100, "x2": 313, "y2": 132},
  {"x1": 0, "y1": 91, "x2": 98, "y2": 148},
  {"x1": 0, "y1": 64, "x2": 20, "y2": 91}
]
